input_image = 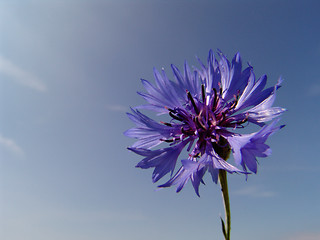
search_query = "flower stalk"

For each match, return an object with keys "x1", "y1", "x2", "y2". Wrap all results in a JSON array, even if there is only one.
[
  {"x1": 215, "y1": 139, "x2": 231, "y2": 240},
  {"x1": 219, "y1": 169, "x2": 231, "y2": 240}
]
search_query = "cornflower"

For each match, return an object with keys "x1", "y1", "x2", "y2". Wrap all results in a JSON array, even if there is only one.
[{"x1": 125, "y1": 50, "x2": 285, "y2": 240}]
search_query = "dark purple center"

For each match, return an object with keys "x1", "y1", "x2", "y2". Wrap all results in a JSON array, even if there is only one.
[{"x1": 162, "y1": 85, "x2": 248, "y2": 158}]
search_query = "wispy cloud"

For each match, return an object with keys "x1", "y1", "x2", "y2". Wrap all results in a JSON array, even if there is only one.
[
  {"x1": 0, "y1": 55, "x2": 47, "y2": 92},
  {"x1": 0, "y1": 134, "x2": 24, "y2": 157},
  {"x1": 307, "y1": 83, "x2": 320, "y2": 97},
  {"x1": 233, "y1": 186, "x2": 276, "y2": 198},
  {"x1": 282, "y1": 232, "x2": 320, "y2": 240},
  {"x1": 100, "y1": 210, "x2": 147, "y2": 222},
  {"x1": 105, "y1": 104, "x2": 128, "y2": 112},
  {"x1": 29, "y1": 207, "x2": 147, "y2": 223}
]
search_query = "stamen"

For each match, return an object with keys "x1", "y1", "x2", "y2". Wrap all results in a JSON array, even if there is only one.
[
  {"x1": 187, "y1": 91, "x2": 199, "y2": 115},
  {"x1": 201, "y1": 84, "x2": 206, "y2": 103},
  {"x1": 230, "y1": 95, "x2": 238, "y2": 109},
  {"x1": 169, "y1": 111, "x2": 184, "y2": 121},
  {"x1": 228, "y1": 114, "x2": 249, "y2": 128},
  {"x1": 195, "y1": 116, "x2": 206, "y2": 130},
  {"x1": 181, "y1": 127, "x2": 190, "y2": 135},
  {"x1": 212, "y1": 88, "x2": 218, "y2": 111},
  {"x1": 238, "y1": 116, "x2": 248, "y2": 124},
  {"x1": 190, "y1": 151, "x2": 201, "y2": 158},
  {"x1": 221, "y1": 112, "x2": 226, "y2": 120},
  {"x1": 209, "y1": 117, "x2": 216, "y2": 127},
  {"x1": 161, "y1": 136, "x2": 182, "y2": 143},
  {"x1": 160, "y1": 121, "x2": 172, "y2": 127},
  {"x1": 164, "y1": 106, "x2": 176, "y2": 113},
  {"x1": 160, "y1": 138, "x2": 174, "y2": 143}
]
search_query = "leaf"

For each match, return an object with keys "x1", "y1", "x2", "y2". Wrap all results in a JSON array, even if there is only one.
[{"x1": 220, "y1": 217, "x2": 227, "y2": 239}]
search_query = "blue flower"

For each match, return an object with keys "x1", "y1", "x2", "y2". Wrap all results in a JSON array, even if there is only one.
[{"x1": 125, "y1": 50, "x2": 285, "y2": 196}]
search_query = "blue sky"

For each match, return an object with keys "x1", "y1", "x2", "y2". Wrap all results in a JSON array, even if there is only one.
[{"x1": 1, "y1": 0, "x2": 320, "y2": 239}]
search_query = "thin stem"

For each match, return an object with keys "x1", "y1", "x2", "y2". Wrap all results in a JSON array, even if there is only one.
[{"x1": 219, "y1": 169, "x2": 231, "y2": 240}]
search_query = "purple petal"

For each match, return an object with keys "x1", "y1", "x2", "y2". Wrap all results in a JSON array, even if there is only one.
[
  {"x1": 124, "y1": 108, "x2": 178, "y2": 149},
  {"x1": 130, "y1": 140, "x2": 190, "y2": 183},
  {"x1": 159, "y1": 159, "x2": 206, "y2": 197},
  {"x1": 227, "y1": 119, "x2": 284, "y2": 173}
]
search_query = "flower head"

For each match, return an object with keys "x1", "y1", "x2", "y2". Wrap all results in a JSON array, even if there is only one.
[{"x1": 125, "y1": 50, "x2": 285, "y2": 196}]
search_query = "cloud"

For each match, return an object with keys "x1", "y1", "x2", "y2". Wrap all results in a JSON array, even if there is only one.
[
  {"x1": 0, "y1": 134, "x2": 24, "y2": 157},
  {"x1": 100, "y1": 210, "x2": 147, "y2": 222},
  {"x1": 233, "y1": 186, "x2": 275, "y2": 198},
  {"x1": 282, "y1": 232, "x2": 320, "y2": 240},
  {"x1": 27, "y1": 207, "x2": 147, "y2": 223},
  {"x1": 307, "y1": 83, "x2": 320, "y2": 97},
  {"x1": 0, "y1": 55, "x2": 47, "y2": 92},
  {"x1": 105, "y1": 104, "x2": 128, "y2": 112}
]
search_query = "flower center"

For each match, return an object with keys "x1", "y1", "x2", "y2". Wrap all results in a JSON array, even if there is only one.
[{"x1": 162, "y1": 85, "x2": 247, "y2": 158}]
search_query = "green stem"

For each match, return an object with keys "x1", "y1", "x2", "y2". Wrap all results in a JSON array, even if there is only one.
[{"x1": 219, "y1": 169, "x2": 231, "y2": 240}]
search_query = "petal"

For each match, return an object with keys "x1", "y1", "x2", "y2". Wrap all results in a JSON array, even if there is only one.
[
  {"x1": 227, "y1": 119, "x2": 285, "y2": 173},
  {"x1": 159, "y1": 144, "x2": 247, "y2": 196},
  {"x1": 241, "y1": 149, "x2": 258, "y2": 173},
  {"x1": 241, "y1": 77, "x2": 284, "y2": 115},
  {"x1": 136, "y1": 68, "x2": 185, "y2": 112},
  {"x1": 171, "y1": 62, "x2": 201, "y2": 99},
  {"x1": 124, "y1": 108, "x2": 177, "y2": 149},
  {"x1": 159, "y1": 159, "x2": 206, "y2": 197},
  {"x1": 235, "y1": 70, "x2": 255, "y2": 110},
  {"x1": 217, "y1": 52, "x2": 231, "y2": 98},
  {"x1": 235, "y1": 72, "x2": 268, "y2": 111},
  {"x1": 223, "y1": 52, "x2": 244, "y2": 101},
  {"x1": 248, "y1": 107, "x2": 287, "y2": 123},
  {"x1": 130, "y1": 140, "x2": 190, "y2": 183}
]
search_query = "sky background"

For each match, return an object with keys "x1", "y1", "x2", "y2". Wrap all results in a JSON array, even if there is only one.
[{"x1": 1, "y1": 0, "x2": 320, "y2": 240}]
